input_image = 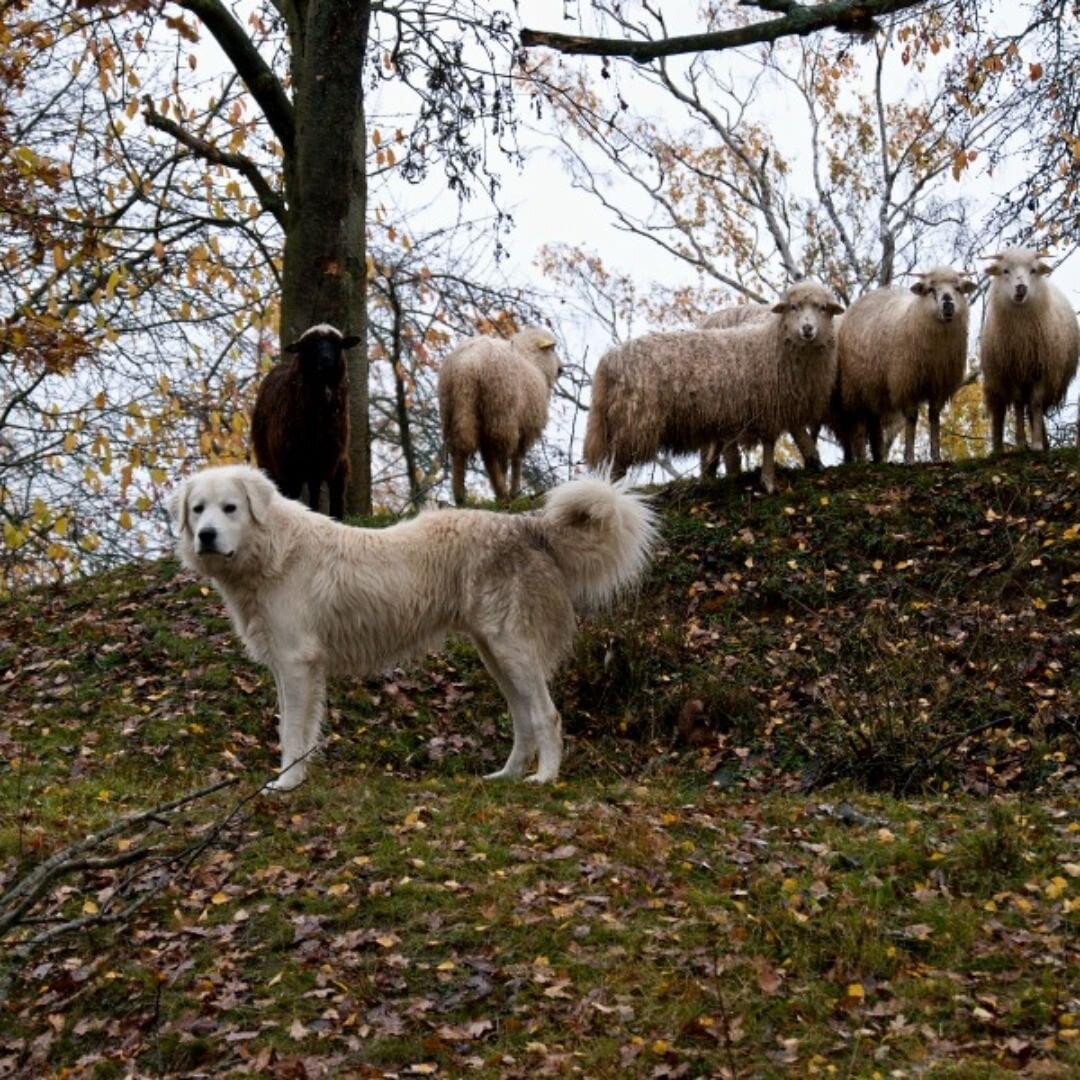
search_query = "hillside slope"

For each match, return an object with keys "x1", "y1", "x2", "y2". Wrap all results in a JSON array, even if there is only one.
[{"x1": 0, "y1": 450, "x2": 1077, "y2": 1077}]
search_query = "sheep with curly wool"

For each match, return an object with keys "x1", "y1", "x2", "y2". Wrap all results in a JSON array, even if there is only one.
[
  {"x1": 831, "y1": 266, "x2": 976, "y2": 464},
  {"x1": 697, "y1": 301, "x2": 825, "y2": 478},
  {"x1": 980, "y1": 247, "x2": 1079, "y2": 453},
  {"x1": 438, "y1": 326, "x2": 562, "y2": 505},
  {"x1": 585, "y1": 281, "x2": 843, "y2": 494}
]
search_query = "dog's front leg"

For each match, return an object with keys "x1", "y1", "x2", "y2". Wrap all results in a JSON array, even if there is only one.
[{"x1": 265, "y1": 656, "x2": 325, "y2": 792}]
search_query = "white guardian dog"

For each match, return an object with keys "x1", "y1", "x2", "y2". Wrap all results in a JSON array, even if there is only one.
[{"x1": 171, "y1": 465, "x2": 655, "y2": 791}]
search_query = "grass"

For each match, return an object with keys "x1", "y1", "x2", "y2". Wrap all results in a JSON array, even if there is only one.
[{"x1": 0, "y1": 450, "x2": 1077, "y2": 1076}]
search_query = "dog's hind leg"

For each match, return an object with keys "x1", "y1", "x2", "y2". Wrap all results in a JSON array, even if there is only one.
[
  {"x1": 266, "y1": 657, "x2": 326, "y2": 792},
  {"x1": 478, "y1": 639, "x2": 565, "y2": 783},
  {"x1": 475, "y1": 640, "x2": 536, "y2": 779}
]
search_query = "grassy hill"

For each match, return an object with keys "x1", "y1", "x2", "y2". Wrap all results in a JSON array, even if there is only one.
[{"x1": 0, "y1": 450, "x2": 1077, "y2": 1077}]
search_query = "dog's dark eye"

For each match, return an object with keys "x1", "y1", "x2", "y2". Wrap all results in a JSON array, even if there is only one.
[
  {"x1": 223, "y1": 503, "x2": 237, "y2": 514},
  {"x1": 192, "y1": 503, "x2": 204, "y2": 515}
]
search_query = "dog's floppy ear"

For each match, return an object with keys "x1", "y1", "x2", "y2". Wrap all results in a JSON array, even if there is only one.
[
  {"x1": 242, "y1": 468, "x2": 276, "y2": 524},
  {"x1": 167, "y1": 478, "x2": 191, "y2": 536}
]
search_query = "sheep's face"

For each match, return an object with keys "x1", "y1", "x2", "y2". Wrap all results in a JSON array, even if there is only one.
[
  {"x1": 985, "y1": 249, "x2": 1052, "y2": 308},
  {"x1": 910, "y1": 269, "x2": 976, "y2": 324},
  {"x1": 514, "y1": 326, "x2": 562, "y2": 385},
  {"x1": 771, "y1": 284, "x2": 844, "y2": 345},
  {"x1": 285, "y1": 324, "x2": 361, "y2": 386}
]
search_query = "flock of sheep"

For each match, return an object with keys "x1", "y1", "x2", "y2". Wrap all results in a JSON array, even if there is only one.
[
  {"x1": 439, "y1": 246, "x2": 1080, "y2": 500},
  {"x1": 248, "y1": 246, "x2": 1079, "y2": 516}
]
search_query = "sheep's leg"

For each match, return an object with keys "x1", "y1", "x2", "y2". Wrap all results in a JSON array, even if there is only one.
[
  {"x1": 723, "y1": 442, "x2": 742, "y2": 476},
  {"x1": 987, "y1": 396, "x2": 1006, "y2": 453},
  {"x1": 791, "y1": 427, "x2": 822, "y2": 470},
  {"x1": 480, "y1": 447, "x2": 509, "y2": 503},
  {"x1": 700, "y1": 443, "x2": 720, "y2": 479},
  {"x1": 866, "y1": 416, "x2": 885, "y2": 463},
  {"x1": 451, "y1": 452, "x2": 468, "y2": 506},
  {"x1": 760, "y1": 440, "x2": 777, "y2": 494},
  {"x1": 1030, "y1": 401, "x2": 1048, "y2": 452},
  {"x1": 928, "y1": 401, "x2": 942, "y2": 462},
  {"x1": 1013, "y1": 403, "x2": 1027, "y2": 450},
  {"x1": 903, "y1": 409, "x2": 918, "y2": 464},
  {"x1": 266, "y1": 656, "x2": 325, "y2": 792},
  {"x1": 328, "y1": 464, "x2": 347, "y2": 520},
  {"x1": 509, "y1": 453, "x2": 523, "y2": 500}
]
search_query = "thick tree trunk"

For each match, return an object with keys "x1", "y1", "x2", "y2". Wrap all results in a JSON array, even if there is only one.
[{"x1": 281, "y1": 0, "x2": 372, "y2": 515}]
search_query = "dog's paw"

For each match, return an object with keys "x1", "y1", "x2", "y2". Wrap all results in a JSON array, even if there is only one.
[
  {"x1": 265, "y1": 770, "x2": 306, "y2": 793},
  {"x1": 524, "y1": 772, "x2": 557, "y2": 784}
]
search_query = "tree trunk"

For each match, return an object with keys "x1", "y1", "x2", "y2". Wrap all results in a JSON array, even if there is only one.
[
  {"x1": 388, "y1": 282, "x2": 420, "y2": 509},
  {"x1": 281, "y1": 0, "x2": 372, "y2": 515}
]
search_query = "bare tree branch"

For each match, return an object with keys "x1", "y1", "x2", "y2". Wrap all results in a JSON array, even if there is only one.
[
  {"x1": 176, "y1": 0, "x2": 295, "y2": 154},
  {"x1": 142, "y1": 97, "x2": 287, "y2": 226},
  {"x1": 520, "y1": 0, "x2": 931, "y2": 60}
]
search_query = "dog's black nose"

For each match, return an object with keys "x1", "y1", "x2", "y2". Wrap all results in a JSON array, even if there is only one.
[{"x1": 197, "y1": 526, "x2": 217, "y2": 548}]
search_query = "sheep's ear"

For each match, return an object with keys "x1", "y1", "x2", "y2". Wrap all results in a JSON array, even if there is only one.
[
  {"x1": 958, "y1": 278, "x2": 978, "y2": 295},
  {"x1": 1033, "y1": 261, "x2": 1052, "y2": 276},
  {"x1": 341, "y1": 335, "x2": 361, "y2": 349},
  {"x1": 770, "y1": 301, "x2": 788, "y2": 314},
  {"x1": 242, "y1": 469, "x2": 276, "y2": 524},
  {"x1": 167, "y1": 480, "x2": 191, "y2": 537},
  {"x1": 984, "y1": 262, "x2": 1003, "y2": 277},
  {"x1": 284, "y1": 340, "x2": 302, "y2": 354},
  {"x1": 824, "y1": 300, "x2": 845, "y2": 316},
  {"x1": 910, "y1": 280, "x2": 930, "y2": 296}
]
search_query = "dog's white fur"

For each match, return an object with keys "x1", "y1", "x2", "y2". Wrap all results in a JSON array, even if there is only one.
[{"x1": 171, "y1": 465, "x2": 655, "y2": 791}]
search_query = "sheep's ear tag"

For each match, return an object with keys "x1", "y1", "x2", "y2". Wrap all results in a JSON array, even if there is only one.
[{"x1": 539, "y1": 338, "x2": 556, "y2": 351}]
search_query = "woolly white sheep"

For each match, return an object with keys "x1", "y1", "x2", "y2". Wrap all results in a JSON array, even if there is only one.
[
  {"x1": 831, "y1": 266, "x2": 976, "y2": 464},
  {"x1": 980, "y1": 247, "x2": 1079, "y2": 453},
  {"x1": 584, "y1": 281, "x2": 843, "y2": 494},
  {"x1": 697, "y1": 301, "x2": 826, "y2": 478},
  {"x1": 438, "y1": 326, "x2": 561, "y2": 505}
]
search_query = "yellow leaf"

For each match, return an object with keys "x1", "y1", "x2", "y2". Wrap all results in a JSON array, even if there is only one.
[
  {"x1": 1045, "y1": 877, "x2": 1068, "y2": 900},
  {"x1": 82, "y1": 900, "x2": 99, "y2": 916},
  {"x1": 104, "y1": 267, "x2": 123, "y2": 300},
  {"x1": 210, "y1": 891, "x2": 229, "y2": 905},
  {"x1": 53, "y1": 244, "x2": 67, "y2": 271},
  {"x1": 52, "y1": 516, "x2": 69, "y2": 537},
  {"x1": 846, "y1": 982, "x2": 865, "y2": 1002},
  {"x1": 327, "y1": 882, "x2": 350, "y2": 897},
  {"x1": 118, "y1": 510, "x2": 133, "y2": 530},
  {"x1": 877, "y1": 828, "x2": 896, "y2": 844}
]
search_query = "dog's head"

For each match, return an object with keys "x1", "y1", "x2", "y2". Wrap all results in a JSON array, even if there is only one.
[{"x1": 170, "y1": 465, "x2": 277, "y2": 574}]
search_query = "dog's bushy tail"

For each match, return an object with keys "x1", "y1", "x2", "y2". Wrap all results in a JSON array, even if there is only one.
[{"x1": 541, "y1": 474, "x2": 657, "y2": 611}]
